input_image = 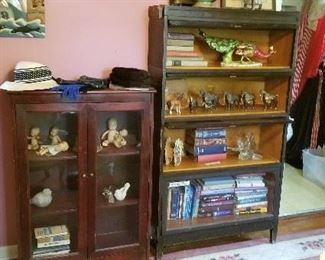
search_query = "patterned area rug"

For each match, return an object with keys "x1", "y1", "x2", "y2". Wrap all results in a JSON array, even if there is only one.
[{"x1": 162, "y1": 229, "x2": 325, "y2": 260}]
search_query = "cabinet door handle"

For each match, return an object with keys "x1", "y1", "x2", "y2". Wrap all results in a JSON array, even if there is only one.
[
  {"x1": 89, "y1": 173, "x2": 95, "y2": 177},
  {"x1": 82, "y1": 174, "x2": 87, "y2": 178}
]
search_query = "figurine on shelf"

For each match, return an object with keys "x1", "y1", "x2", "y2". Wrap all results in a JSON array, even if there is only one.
[
  {"x1": 240, "y1": 91, "x2": 256, "y2": 110},
  {"x1": 27, "y1": 127, "x2": 41, "y2": 151},
  {"x1": 200, "y1": 90, "x2": 219, "y2": 110},
  {"x1": 188, "y1": 95, "x2": 198, "y2": 112},
  {"x1": 36, "y1": 141, "x2": 69, "y2": 156},
  {"x1": 102, "y1": 186, "x2": 115, "y2": 203},
  {"x1": 236, "y1": 132, "x2": 262, "y2": 160},
  {"x1": 199, "y1": 30, "x2": 276, "y2": 67},
  {"x1": 49, "y1": 126, "x2": 62, "y2": 145},
  {"x1": 164, "y1": 137, "x2": 184, "y2": 166},
  {"x1": 114, "y1": 182, "x2": 130, "y2": 201},
  {"x1": 224, "y1": 92, "x2": 240, "y2": 111},
  {"x1": 259, "y1": 90, "x2": 278, "y2": 110},
  {"x1": 101, "y1": 118, "x2": 128, "y2": 148},
  {"x1": 166, "y1": 93, "x2": 184, "y2": 115},
  {"x1": 164, "y1": 137, "x2": 174, "y2": 166},
  {"x1": 173, "y1": 138, "x2": 184, "y2": 166},
  {"x1": 30, "y1": 188, "x2": 52, "y2": 208},
  {"x1": 243, "y1": 0, "x2": 262, "y2": 9}
]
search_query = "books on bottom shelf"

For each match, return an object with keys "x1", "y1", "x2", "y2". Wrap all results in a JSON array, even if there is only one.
[
  {"x1": 167, "y1": 175, "x2": 269, "y2": 221},
  {"x1": 33, "y1": 225, "x2": 70, "y2": 257}
]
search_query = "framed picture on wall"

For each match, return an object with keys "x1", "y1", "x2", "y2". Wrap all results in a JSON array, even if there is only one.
[
  {"x1": 0, "y1": 0, "x2": 45, "y2": 38},
  {"x1": 221, "y1": 0, "x2": 275, "y2": 10}
]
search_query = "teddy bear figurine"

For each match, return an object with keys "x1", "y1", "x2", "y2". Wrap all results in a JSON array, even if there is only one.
[{"x1": 101, "y1": 118, "x2": 128, "y2": 148}]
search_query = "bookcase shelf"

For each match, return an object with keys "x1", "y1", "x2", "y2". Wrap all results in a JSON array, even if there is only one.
[
  {"x1": 166, "y1": 213, "x2": 274, "y2": 233},
  {"x1": 149, "y1": 4, "x2": 298, "y2": 258},
  {"x1": 163, "y1": 154, "x2": 280, "y2": 174},
  {"x1": 97, "y1": 145, "x2": 140, "y2": 157},
  {"x1": 28, "y1": 151, "x2": 77, "y2": 162}
]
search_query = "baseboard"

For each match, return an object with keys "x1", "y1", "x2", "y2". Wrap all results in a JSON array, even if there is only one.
[{"x1": 0, "y1": 245, "x2": 17, "y2": 260}]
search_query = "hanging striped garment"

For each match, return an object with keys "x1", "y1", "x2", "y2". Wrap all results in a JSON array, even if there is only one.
[{"x1": 310, "y1": 69, "x2": 323, "y2": 148}]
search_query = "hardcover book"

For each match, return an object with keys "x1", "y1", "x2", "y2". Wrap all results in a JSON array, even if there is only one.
[
  {"x1": 182, "y1": 184, "x2": 194, "y2": 220},
  {"x1": 166, "y1": 59, "x2": 208, "y2": 67},
  {"x1": 187, "y1": 128, "x2": 226, "y2": 139},
  {"x1": 198, "y1": 209, "x2": 233, "y2": 218},
  {"x1": 34, "y1": 225, "x2": 69, "y2": 239},
  {"x1": 167, "y1": 50, "x2": 201, "y2": 57},
  {"x1": 166, "y1": 45, "x2": 194, "y2": 52},
  {"x1": 170, "y1": 187, "x2": 181, "y2": 219},
  {"x1": 196, "y1": 153, "x2": 227, "y2": 163},
  {"x1": 186, "y1": 136, "x2": 227, "y2": 146},
  {"x1": 167, "y1": 32, "x2": 195, "y2": 41},
  {"x1": 167, "y1": 39, "x2": 194, "y2": 47},
  {"x1": 185, "y1": 144, "x2": 227, "y2": 156}
]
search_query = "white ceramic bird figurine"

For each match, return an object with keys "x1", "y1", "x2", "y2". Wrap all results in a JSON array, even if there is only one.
[
  {"x1": 114, "y1": 182, "x2": 130, "y2": 201},
  {"x1": 30, "y1": 188, "x2": 53, "y2": 208}
]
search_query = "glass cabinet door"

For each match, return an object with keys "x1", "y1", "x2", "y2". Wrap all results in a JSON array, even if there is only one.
[
  {"x1": 16, "y1": 104, "x2": 87, "y2": 259},
  {"x1": 88, "y1": 102, "x2": 148, "y2": 254}
]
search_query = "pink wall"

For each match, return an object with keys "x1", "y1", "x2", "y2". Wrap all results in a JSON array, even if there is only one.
[{"x1": 0, "y1": 0, "x2": 168, "y2": 246}]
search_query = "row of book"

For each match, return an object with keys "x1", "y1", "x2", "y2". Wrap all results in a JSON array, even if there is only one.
[
  {"x1": 167, "y1": 174, "x2": 268, "y2": 220},
  {"x1": 166, "y1": 32, "x2": 208, "y2": 67},
  {"x1": 185, "y1": 128, "x2": 227, "y2": 163},
  {"x1": 33, "y1": 225, "x2": 70, "y2": 257}
]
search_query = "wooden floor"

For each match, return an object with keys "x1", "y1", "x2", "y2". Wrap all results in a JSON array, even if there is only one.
[{"x1": 153, "y1": 211, "x2": 325, "y2": 255}]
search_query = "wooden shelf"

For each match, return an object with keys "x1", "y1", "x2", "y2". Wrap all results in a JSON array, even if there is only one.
[
  {"x1": 166, "y1": 213, "x2": 274, "y2": 232},
  {"x1": 165, "y1": 106, "x2": 287, "y2": 122},
  {"x1": 97, "y1": 145, "x2": 140, "y2": 157},
  {"x1": 28, "y1": 151, "x2": 77, "y2": 162},
  {"x1": 31, "y1": 190, "x2": 77, "y2": 218},
  {"x1": 96, "y1": 231, "x2": 138, "y2": 249},
  {"x1": 97, "y1": 197, "x2": 139, "y2": 209},
  {"x1": 166, "y1": 66, "x2": 292, "y2": 78},
  {"x1": 163, "y1": 154, "x2": 279, "y2": 174}
]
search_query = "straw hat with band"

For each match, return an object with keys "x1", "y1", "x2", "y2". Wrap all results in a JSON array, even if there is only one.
[{"x1": 0, "y1": 61, "x2": 59, "y2": 91}]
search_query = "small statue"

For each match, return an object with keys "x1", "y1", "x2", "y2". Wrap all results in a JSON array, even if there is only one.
[
  {"x1": 166, "y1": 93, "x2": 184, "y2": 115},
  {"x1": 49, "y1": 126, "x2": 62, "y2": 145},
  {"x1": 240, "y1": 91, "x2": 256, "y2": 110},
  {"x1": 164, "y1": 137, "x2": 184, "y2": 166},
  {"x1": 36, "y1": 141, "x2": 69, "y2": 156},
  {"x1": 114, "y1": 182, "x2": 131, "y2": 201},
  {"x1": 27, "y1": 127, "x2": 41, "y2": 151},
  {"x1": 188, "y1": 96, "x2": 197, "y2": 112},
  {"x1": 243, "y1": 0, "x2": 262, "y2": 9},
  {"x1": 199, "y1": 30, "x2": 275, "y2": 66},
  {"x1": 236, "y1": 133, "x2": 262, "y2": 160},
  {"x1": 259, "y1": 90, "x2": 278, "y2": 110},
  {"x1": 200, "y1": 90, "x2": 219, "y2": 110},
  {"x1": 224, "y1": 92, "x2": 240, "y2": 110},
  {"x1": 30, "y1": 188, "x2": 52, "y2": 208},
  {"x1": 101, "y1": 118, "x2": 128, "y2": 148},
  {"x1": 173, "y1": 138, "x2": 184, "y2": 166},
  {"x1": 102, "y1": 186, "x2": 115, "y2": 203},
  {"x1": 164, "y1": 137, "x2": 174, "y2": 166}
]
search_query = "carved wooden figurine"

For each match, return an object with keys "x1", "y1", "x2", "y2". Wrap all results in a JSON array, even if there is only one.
[
  {"x1": 240, "y1": 91, "x2": 256, "y2": 110},
  {"x1": 27, "y1": 127, "x2": 41, "y2": 151},
  {"x1": 224, "y1": 92, "x2": 240, "y2": 110},
  {"x1": 259, "y1": 90, "x2": 278, "y2": 110},
  {"x1": 164, "y1": 137, "x2": 174, "y2": 166}
]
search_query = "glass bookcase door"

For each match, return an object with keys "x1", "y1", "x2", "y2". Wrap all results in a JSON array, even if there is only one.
[
  {"x1": 20, "y1": 108, "x2": 86, "y2": 259},
  {"x1": 88, "y1": 103, "x2": 145, "y2": 252}
]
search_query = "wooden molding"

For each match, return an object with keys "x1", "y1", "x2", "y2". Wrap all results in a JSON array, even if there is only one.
[{"x1": 0, "y1": 245, "x2": 17, "y2": 260}]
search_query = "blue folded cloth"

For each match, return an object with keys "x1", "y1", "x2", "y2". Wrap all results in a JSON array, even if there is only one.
[{"x1": 51, "y1": 84, "x2": 84, "y2": 100}]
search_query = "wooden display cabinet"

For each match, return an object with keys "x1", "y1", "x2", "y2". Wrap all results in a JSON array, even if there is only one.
[
  {"x1": 148, "y1": 5, "x2": 298, "y2": 258},
  {"x1": 9, "y1": 89, "x2": 154, "y2": 259}
]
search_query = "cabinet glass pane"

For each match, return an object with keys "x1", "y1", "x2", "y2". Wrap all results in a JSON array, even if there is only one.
[
  {"x1": 27, "y1": 112, "x2": 78, "y2": 257},
  {"x1": 165, "y1": 172, "x2": 275, "y2": 232},
  {"x1": 95, "y1": 111, "x2": 141, "y2": 249}
]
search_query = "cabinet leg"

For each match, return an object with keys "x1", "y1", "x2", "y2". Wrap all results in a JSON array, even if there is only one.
[{"x1": 270, "y1": 228, "x2": 278, "y2": 243}]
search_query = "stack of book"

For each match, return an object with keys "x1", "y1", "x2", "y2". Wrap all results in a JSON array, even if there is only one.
[
  {"x1": 196, "y1": 176, "x2": 235, "y2": 218},
  {"x1": 234, "y1": 174, "x2": 268, "y2": 216},
  {"x1": 166, "y1": 32, "x2": 208, "y2": 67},
  {"x1": 185, "y1": 128, "x2": 227, "y2": 163},
  {"x1": 33, "y1": 225, "x2": 70, "y2": 258}
]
